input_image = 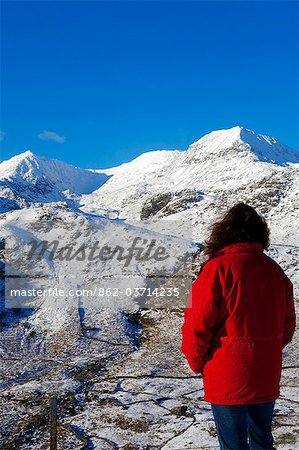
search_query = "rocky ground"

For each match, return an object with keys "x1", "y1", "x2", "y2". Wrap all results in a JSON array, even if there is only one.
[
  {"x1": 0, "y1": 201, "x2": 298, "y2": 449},
  {"x1": 0, "y1": 304, "x2": 298, "y2": 450}
]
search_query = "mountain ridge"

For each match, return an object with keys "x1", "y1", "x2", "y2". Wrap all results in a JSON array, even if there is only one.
[
  {"x1": 1, "y1": 127, "x2": 298, "y2": 226},
  {"x1": 2, "y1": 126, "x2": 298, "y2": 171}
]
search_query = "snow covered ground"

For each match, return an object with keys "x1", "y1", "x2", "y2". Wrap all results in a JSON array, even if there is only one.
[{"x1": 0, "y1": 126, "x2": 298, "y2": 449}]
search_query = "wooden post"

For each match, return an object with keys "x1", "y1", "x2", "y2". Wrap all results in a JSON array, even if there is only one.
[{"x1": 49, "y1": 396, "x2": 57, "y2": 450}]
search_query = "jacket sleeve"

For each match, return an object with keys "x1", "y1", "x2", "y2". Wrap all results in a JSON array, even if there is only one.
[
  {"x1": 181, "y1": 261, "x2": 222, "y2": 374},
  {"x1": 282, "y1": 278, "x2": 296, "y2": 348}
]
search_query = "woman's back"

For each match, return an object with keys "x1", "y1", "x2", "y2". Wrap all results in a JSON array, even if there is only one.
[
  {"x1": 184, "y1": 241, "x2": 295, "y2": 404},
  {"x1": 209, "y1": 242, "x2": 292, "y2": 340}
]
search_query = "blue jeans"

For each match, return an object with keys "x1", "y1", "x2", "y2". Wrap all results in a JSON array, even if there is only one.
[{"x1": 211, "y1": 401, "x2": 276, "y2": 450}]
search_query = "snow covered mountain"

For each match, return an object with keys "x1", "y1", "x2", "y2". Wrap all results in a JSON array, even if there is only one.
[
  {"x1": 0, "y1": 150, "x2": 109, "y2": 212},
  {"x1": 1, "y1": 126, "x2": 299, "y2": 243},
  {"x1": 79, "y1": 126, "x2": 299, "y2": 245}
]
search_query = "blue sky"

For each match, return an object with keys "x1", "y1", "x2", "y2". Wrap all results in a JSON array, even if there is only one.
[{"x1": 1, "y1": 1, "x2": 298, "y2": 169}]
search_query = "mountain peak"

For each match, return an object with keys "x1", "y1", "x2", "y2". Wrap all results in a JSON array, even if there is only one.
[
  {"x1": 0, "y1": 150, "x2": 36, "y2": 176},
  {"x1": 19, "y1": 149, "x2": 36, "y2": 158},
  {"x1": 188, "y1": 126, "x2": 247, "y2": 151},
  {"x1": 188, "y1": 126, "x2": 299, "y2": 165},
  {"x1": 1, "y1": 149, "x2": 36, "y2": 166},
  {"x1": 0, "y1": 150, "x2": 110, "y2": 212}
]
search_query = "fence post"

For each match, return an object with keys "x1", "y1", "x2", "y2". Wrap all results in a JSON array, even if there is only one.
[{"x1": 49, "y1": 396, "x2": 57, "y2": 450}]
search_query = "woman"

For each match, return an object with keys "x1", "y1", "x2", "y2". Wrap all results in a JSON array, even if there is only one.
[{"x1": 181, "y1": 202, "x2": 296, "y2": 450}]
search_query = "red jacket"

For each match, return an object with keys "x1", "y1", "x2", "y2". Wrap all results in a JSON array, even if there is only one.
[{"x1": 181, "y1": 242, "x2": 296, "y2": 405}]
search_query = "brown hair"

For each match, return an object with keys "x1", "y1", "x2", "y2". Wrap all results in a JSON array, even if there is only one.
[{"x1": 203, "y1": 202, "x2": 270, "y2": 256}]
